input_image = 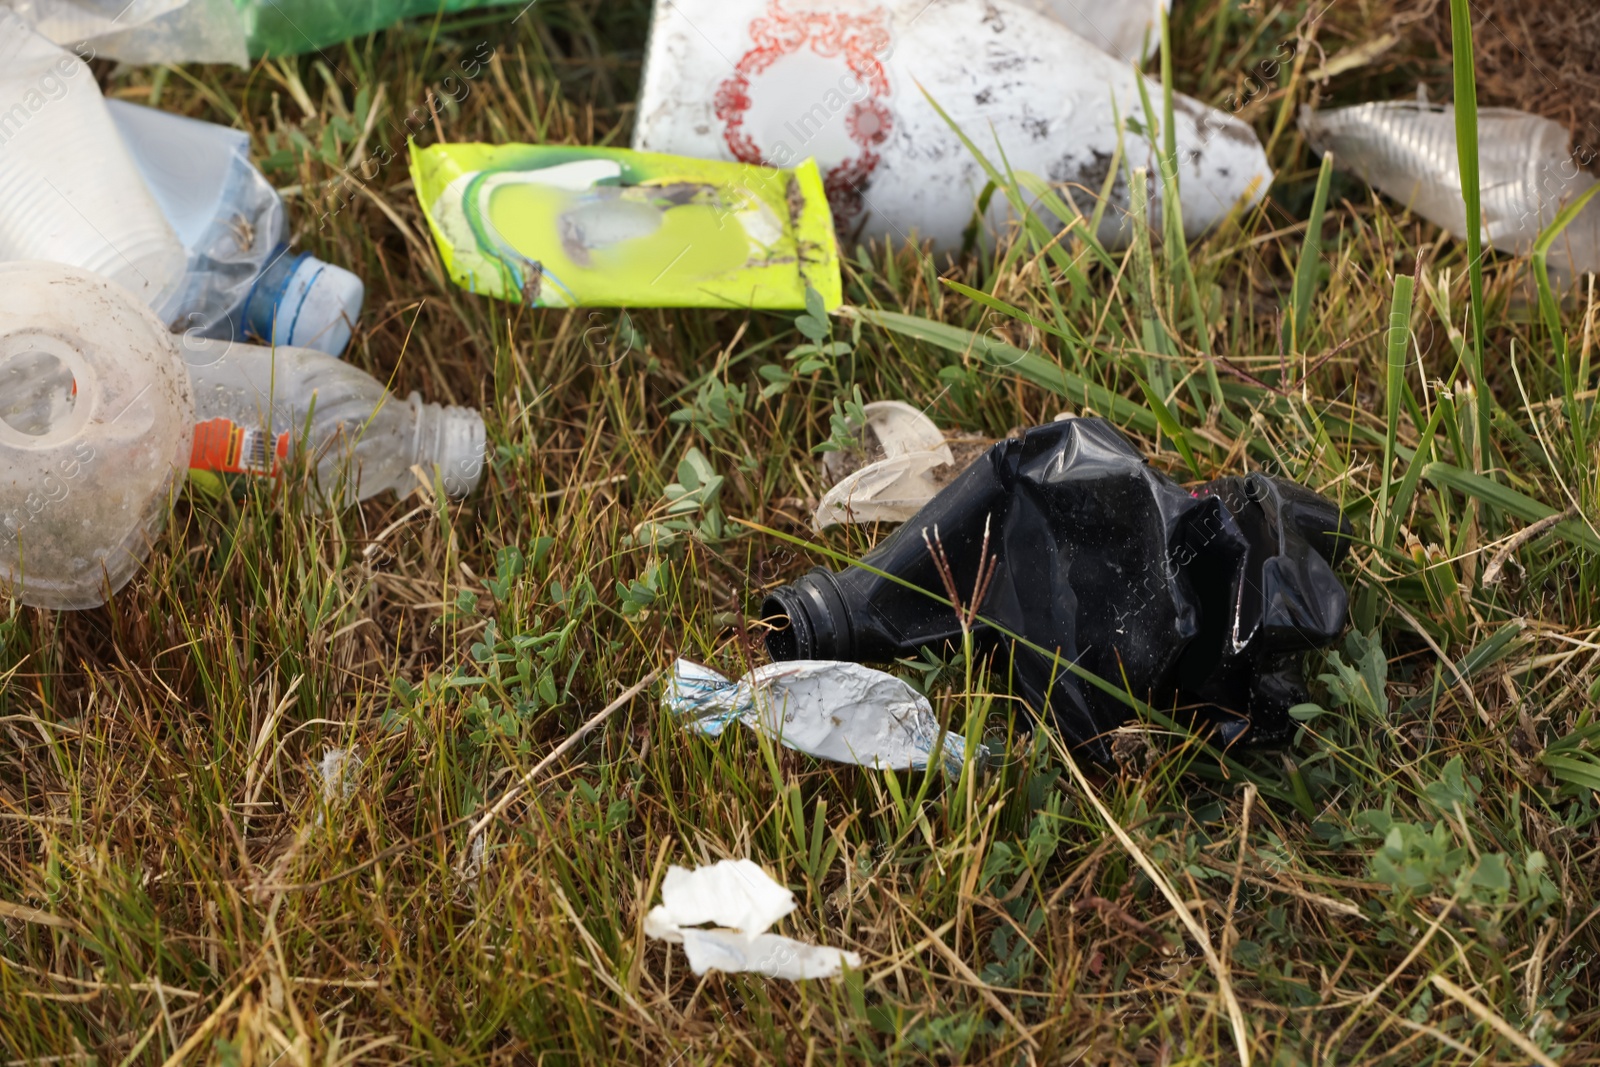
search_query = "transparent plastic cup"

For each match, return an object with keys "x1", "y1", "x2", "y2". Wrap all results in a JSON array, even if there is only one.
[
  {"x1": 1302, "y1": 100, "x2": 1600, "y2": 276},
  {"x1": 0, "y1": 16, "x2": 188, "y2": 308},
  {"x1": 0, "y1": 262, "x2": 194, "y2": 610}
]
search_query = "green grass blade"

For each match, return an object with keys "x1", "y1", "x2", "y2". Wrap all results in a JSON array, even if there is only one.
[
  {"x1": 1379, "y1": 272, "x2": 1417, "y2": 539},
  {"x1": 1289, "y1": 152, "x2": 1335, "y2": 355},
  {"x1": 1137, "y1": 376, "x2": 1201, "y2": 476},
  {"x1": 1448, "y1": 0, "x2": 1491, "y2": 465},
  {"x1": 845, "y1": 306, "x2": 1166, "y2": 437},
  {"x1": 1386, "y1": 397, "x2": 1447, "y2": 546},
  {"x1": 1423, "y1": 461, "x2": 1600, "y2": 552},
  {"x1": 1532, "y1": 182, "x2": 1600, "y2": 460},
  {"x1": 940, "y1": 278, "x2": 1084, "y2": 353},
  {"x1": 1540, "y1": 752, "x2": 1600, "y2": 793}
]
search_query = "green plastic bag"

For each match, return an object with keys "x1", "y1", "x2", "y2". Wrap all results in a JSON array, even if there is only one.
[
  {"x1": 239, "y1": 0, "x2": 520, "y2": 57},
  {"x1": 409, "y1": 141, "x2": 843, "y2": 310}
]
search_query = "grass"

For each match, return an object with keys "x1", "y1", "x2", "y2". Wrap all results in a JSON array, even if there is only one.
[{"x1": 3, "y1": 0, "x2": 1600, "y2": 1062}]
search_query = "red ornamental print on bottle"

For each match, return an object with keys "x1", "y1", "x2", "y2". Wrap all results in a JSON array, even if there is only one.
[{"x1": 713, "y1": 1, "x2": 893, "y2": 228}]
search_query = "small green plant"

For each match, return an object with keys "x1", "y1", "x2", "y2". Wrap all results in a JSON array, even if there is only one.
[
  {"x1": 259, "y1": 89, "x2": 371, "y2": 176},
  {"x1": 816, "y1": 384, "x2": 868, "y2": 456},
  {"x1": 630, "y1": 446, "x2": 728, "y2": 550},
  {"x1": 1355, "y1": 757, "x2": 1560, "y2": 919},
  {"x1": 1321, "y1": 629, "x2": 1389, "y2": 719},
  {"x1": 977, "y1": 796, "x2": 1064, "y2": 992},
  {"x1": 669, "y1": 377, "x2": 746, "y2": 442},
  {"x1": 615, "y1": 558, "x2": 670, "y2": 617},
  {"x1": 758, "y1": 285, "x2": 857, "y2": 399},
  {"x1": 460, "y1": 614, "x2": 582, "y2": 751}
]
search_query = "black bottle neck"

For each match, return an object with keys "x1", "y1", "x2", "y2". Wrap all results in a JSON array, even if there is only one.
[{"x1": 762, "y1": 567, "x2": 856, "y2": 661}]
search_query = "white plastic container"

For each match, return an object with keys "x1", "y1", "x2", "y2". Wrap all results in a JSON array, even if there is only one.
[
  {"x1": 1301, "y1": 100, "x2": 1600, "y2": 276},
  {"x1": 633, "y1": 0, "x2": 1269, "y2": 250},
  {"x1": 0, "y1": 262, "x2": 194, "y2": 610},
  {"x1": 0, "y1": 17, "x2": 188, "y2": 308},
  {"x1": 177, "y1": 336, "x2": 486, "y2": 502},
  {"x1": 108, "y1": 100, "x2": 366, "y2": 356}
]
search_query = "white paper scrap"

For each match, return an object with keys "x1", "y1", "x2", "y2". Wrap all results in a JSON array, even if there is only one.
[{"x1": 644, "y1": 859, "x2": 861, "y2": 980}]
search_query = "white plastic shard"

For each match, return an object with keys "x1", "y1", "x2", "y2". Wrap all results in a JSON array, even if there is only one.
[
  {"x1": 644, "y1": 859, "x2": 862, "y2": 979},
  {"x1": 665, "y1": 660, "x2": 987, "y2": 776},
  {"x1": 633, "y1": 0, "x2": 1269, "y2": 251},
  {"x1": 1300, "y1": 100, "x2": 1600, "y2": 276},
  {"x1": 815, "y1": 450, "x2": 950, "y2": 529},
  {"x1": 316, "y1": 747, "x2": 360, "y2": 803},
  {"x1": 815, "y1": 400, "x2": 955, "y2": 529},
  {"x1": 820, "y1": 400, "x2": 952, "y2": 483},
  {"x1": 1021, "y1": 0, "x2": 1171, "y2": 64}
]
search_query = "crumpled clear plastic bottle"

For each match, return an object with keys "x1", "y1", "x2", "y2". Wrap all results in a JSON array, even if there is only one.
[
  {"x1": 1301, "y1": 100, "x2": 1600, "y2": 276},
  {"x1": 0, "y1": 262, "x2": 194, "y2": 610},
  {"x1": 108, "y1": 100, "x2": 366, "y2": 357},
  {"x1": 0, "y1": 17, "x2": 188, "y2": 309},
  {"x1": 762, "y1": 418, "x2": 1352, "y2": 762},
  {"x1": 177, "y1": 336, "x2": 487, "y2": 503}
]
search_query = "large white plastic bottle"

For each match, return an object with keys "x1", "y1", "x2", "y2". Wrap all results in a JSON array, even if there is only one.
[
  {"x1": 632, "y1": 0, "x2": 1269, "y2": 251},
  {"x1": 0, "y1": 262, "x2": 194, "y2": 610},
  {"x1": 107, "y1": 100, "x2": 367, "y2": 357},
  {"x1": 177, "y1": 337, "x2": 487, "y2": 503},
  {"x1": 0, "y1": 17, "x2": 188, "y2": 309},
  {"x1": 1301, "y1": 100, "x2": 1600, "y2": 278}
]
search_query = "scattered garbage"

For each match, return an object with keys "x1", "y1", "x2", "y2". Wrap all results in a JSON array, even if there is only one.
[
  {"x1": 0, "y1": 260, "x2": 478, "y2": 610},
  {"x1": 1302, "y1": 99, "x2": 1600, "y2": 277},
  {"x1": 633, "y1": 0, "x2": 1270, "y2": 250},
  {"x1": 665, "y1": 659, "x2": 986, "y2": 776},
  {"x1": 644, "y1": 859, "x2": 861, "y2": 980},
  {"x1": 315, "y1": 747, "x2": 360, "y2": 803},
  {"x1": 0, "y1": 263, "x2": 193, "y2": 611},
  {"x1": 179, "y1": 335, "x2": 486, "y2": 502},
  {"x1": 0, "y1": 19, "x2": 189, "y2": 309},
  {"x1": 816, "y1": 400, "x2": 958, "y2": 529},
  {"x1": 1023, "y1": 0, "x2": 1170, "y2": 64},
  {"x1": 409, "y1": 143, "x2": 842, "y2": 309},
  {"x1": 762, "y1": 418, "x2": 1352, "y2": 763},
  {"x1": 110, "y1": 101, "x2": 366, "y2": 356}
]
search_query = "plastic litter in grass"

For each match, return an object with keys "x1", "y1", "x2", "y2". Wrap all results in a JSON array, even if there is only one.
[
  {"x1": 665, "y1": 659, "x2": 986, "y2": 776},
  {"x1": 644, "y1": 859, "x2": 861, "y2": 980}
]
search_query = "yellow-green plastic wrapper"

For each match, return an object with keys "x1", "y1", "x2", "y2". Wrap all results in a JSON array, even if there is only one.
[{"x1": 409, "y1": 142, "x2": 842, "y2": 310}]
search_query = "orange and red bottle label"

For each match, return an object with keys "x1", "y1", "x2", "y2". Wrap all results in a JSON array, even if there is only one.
[{"x1": 188, "y1": 417, "x2": 290, "y2": 477}]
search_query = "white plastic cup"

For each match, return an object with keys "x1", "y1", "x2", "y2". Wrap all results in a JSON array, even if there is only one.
[{"x1": 0, "y1": 15, "x2": 188, "y2": 308}]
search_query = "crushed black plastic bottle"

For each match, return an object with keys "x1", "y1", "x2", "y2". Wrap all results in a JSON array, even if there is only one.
[{"x1": 762, "y1": 418, "x2": 1352, "y2": 763}]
